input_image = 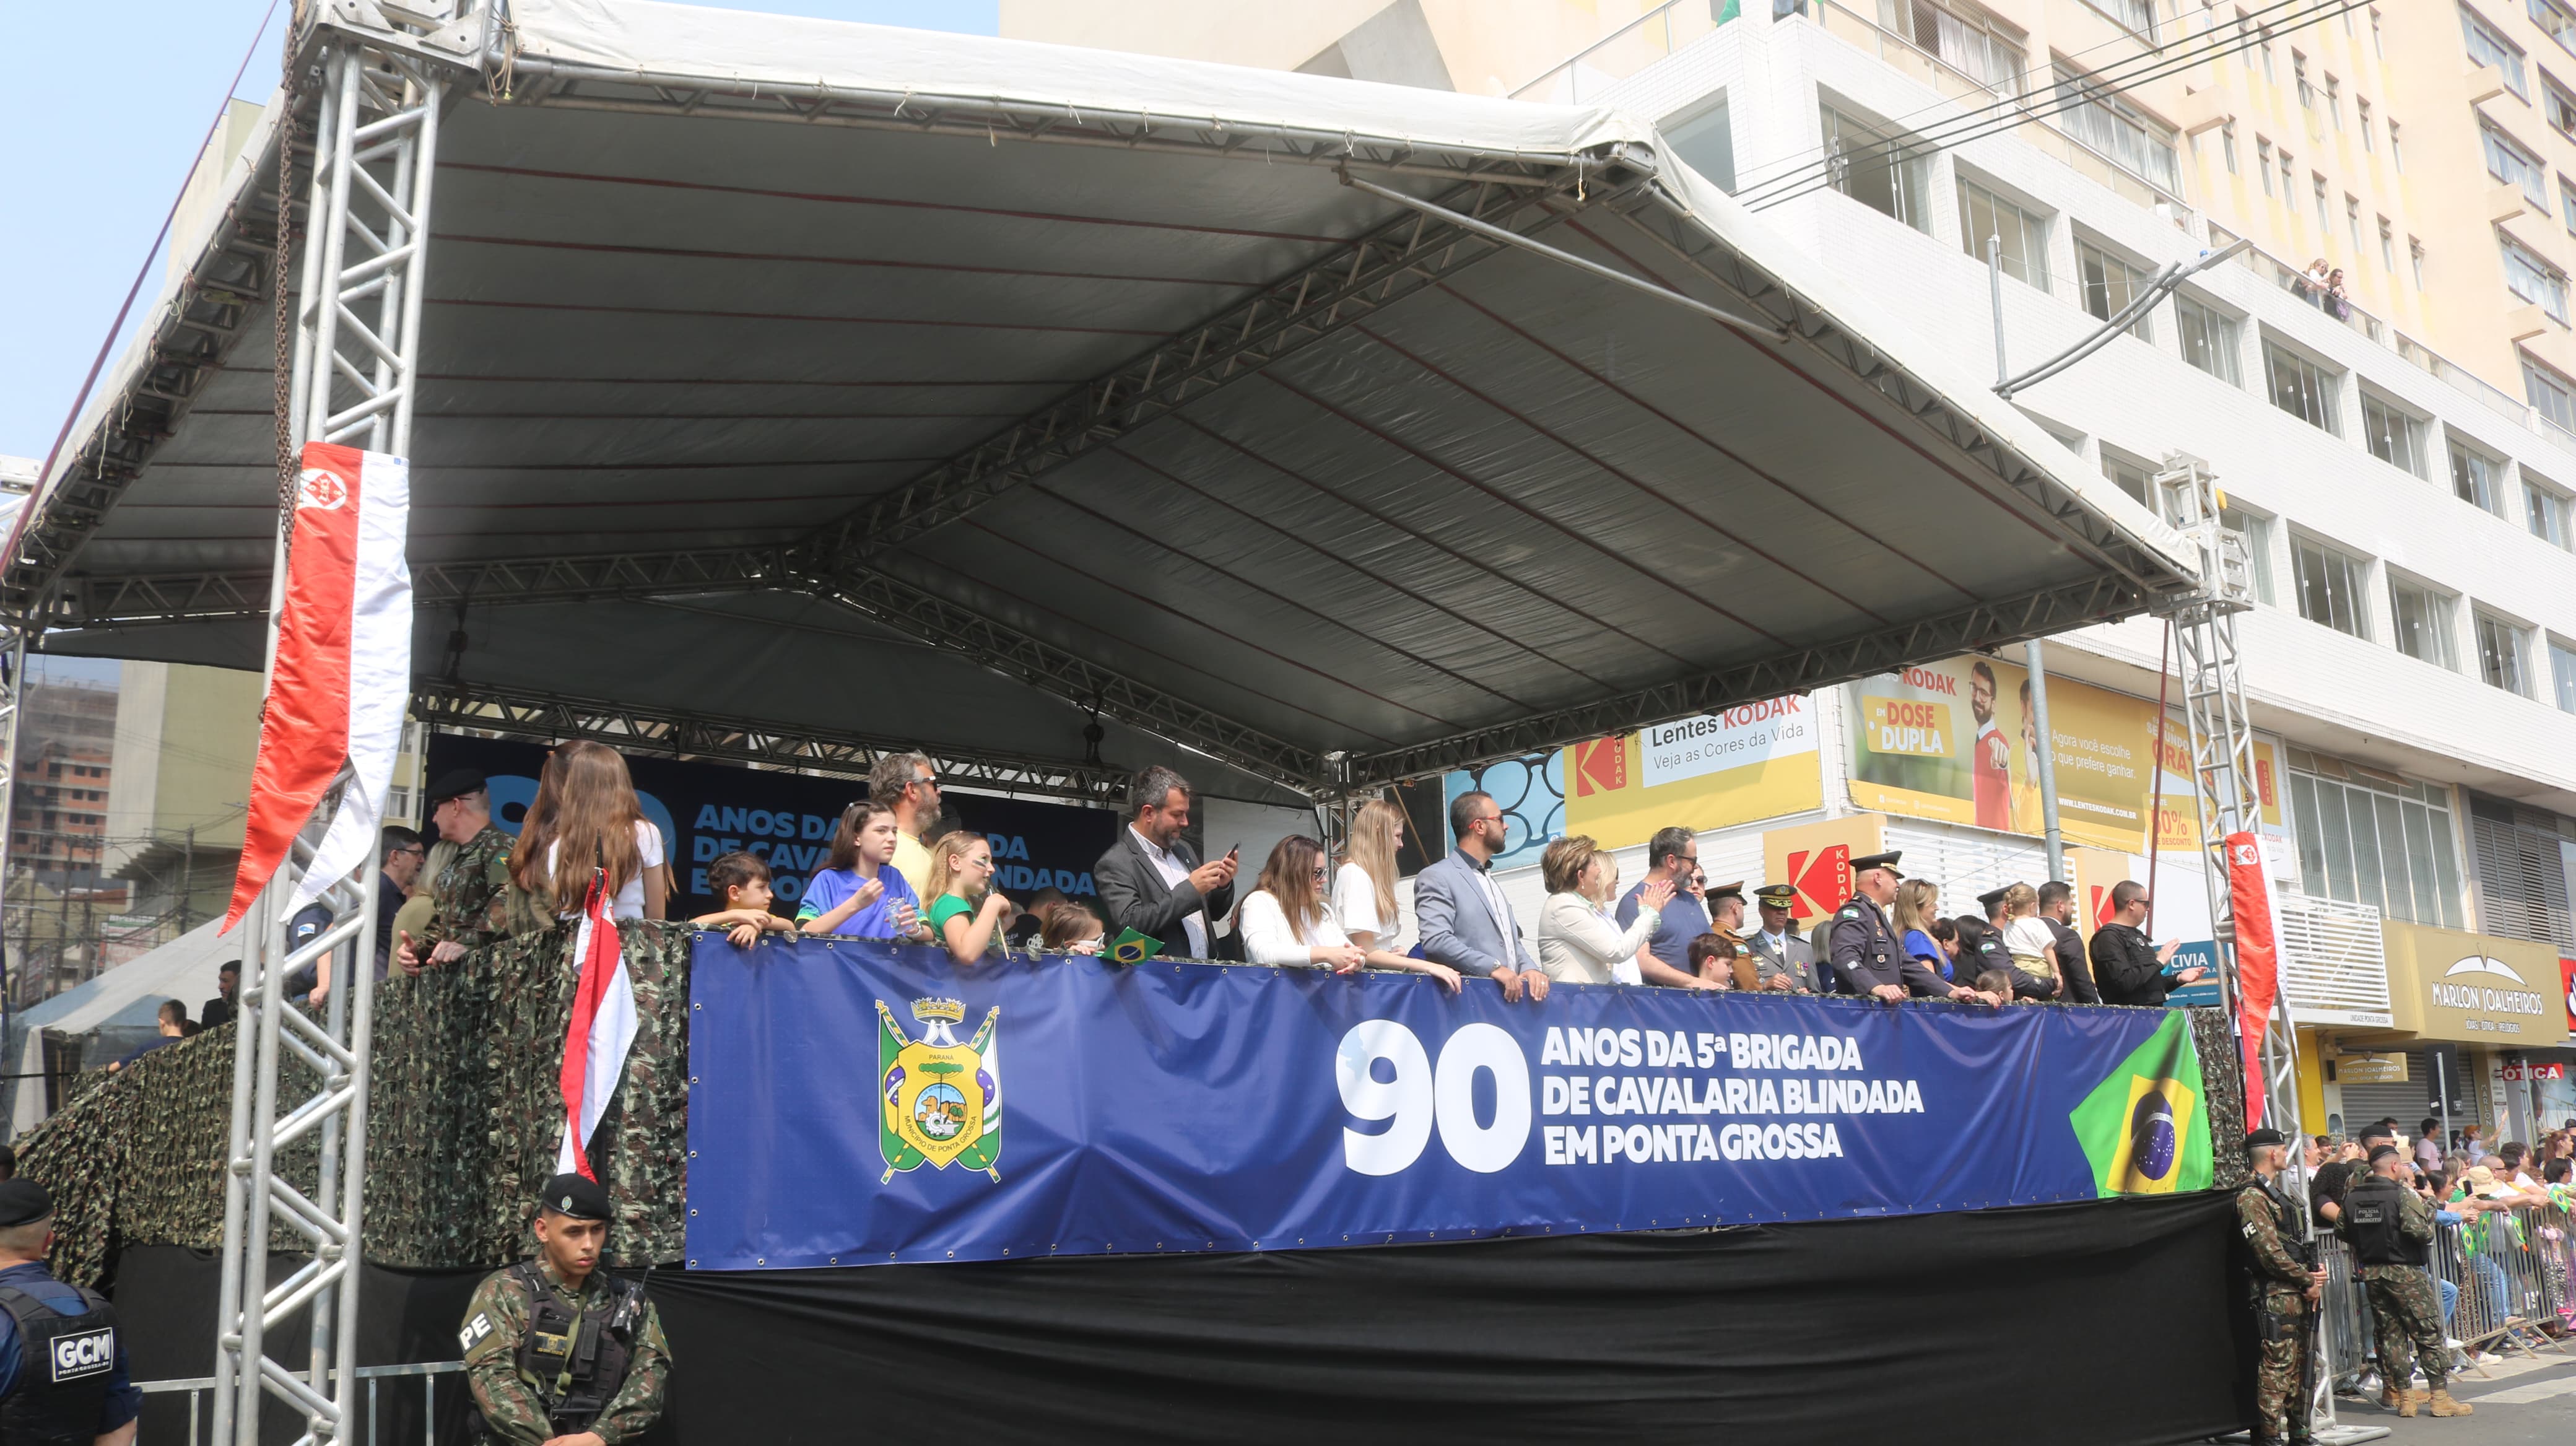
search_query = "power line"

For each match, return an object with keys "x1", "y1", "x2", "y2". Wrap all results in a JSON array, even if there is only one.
[{"x1": 1734, "y1": 0, "x2": 2364, "y2": 216}]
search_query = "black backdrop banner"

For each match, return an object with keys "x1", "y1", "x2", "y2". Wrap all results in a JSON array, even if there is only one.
[
  {"x1": 424, "y1": 735, "x2": 1120, "y2": 918},
  {"x1": 113, "y1": 1193, "x2": 2246, "y2": 1445}
]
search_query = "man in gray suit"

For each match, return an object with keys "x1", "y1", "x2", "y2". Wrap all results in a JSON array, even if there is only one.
[
  {"x1": 1093, "y1": 765, "x2": 1236, "y2": 959},
  {"x1": 1744, "y1": 884, "x2": 1825, "y2": 991},
  {"x1": 1414, "y1": 791, "x2": 1549, "y2": 1003}
]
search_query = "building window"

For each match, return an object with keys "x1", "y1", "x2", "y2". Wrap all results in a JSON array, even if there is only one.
[
  {"x1": 2451, "y1": 441, "x2": 2507, "y2": 513},
  {"x1": 2388, "y1": 577, "x2": 2460, "y2": 668},
  {"x1": 2550, "y1": 72, "x2": 2576, "y2": 141},
  {"x1": 2279, "y1": 147, "x2": 2295, "y2": 199},
  {"x1": 2053, "y1": 64, "x2": 2182, "y2": 192},
  {"x1": 2346, "y1": 195, "x2": 2362, "y2": 248},
  {"x1": 2326, "y1": 76, "x2": 2342, "y2": 128},
  {"x1": 2378, "y1": 217, "x2": 2396, "y2": 269},
  {"x1": 1957, "y1": 177, "x2": 2050, "y2": 287},
  {"x1": 2371, "y1": 6, "x2": 2384, "y2": 55},
  {"x1": 2409, "y1": 237, "x2": 2426, "y2": 287},
  {"x1": 2529, "y1": 349, "x2": 2576, "y2": 430},
  {"x1": 2103, "y1": 453, "x2": 2154, "y2": 508},
  {"x1": 2075, "y1": 238, "x2": 2153, "y2": 337},
  {"x1": 2257, "y1": 136, "x2": 2274, "y2": 194},
  {"x1": 2533, "y1": 0, "x2": 2576, "y2": 55},
  {"x1": 2084, "y1": 0, "x2": 2157, "y2": 38},
  {"x1": 1878, "y1": 0, "x2": 2028, "y2": 96},
  {"x1": 2463, "y1": 4, "x2": 2531, "y2": 97},
  {"x1": 2175, "y1": 292, "x2": 2242, "y2": 383},
  {"x1": 2501, "y1": 230, "x2": 2572, "y2": 321},
  {"x1": 2528, "y1": 474, "x2": 2574, "y2": 546},
  {"x1": 2294, "y1": 50, "x2": 2313, "y2": 108},
  {"x1": 1665, "y1": 98, "x2": 1736, "y2": 191},
  {"x1": 2552, "y1": 636, "x2": 2576, "y2": 711},
  {"x1": 2287, "y1": 753, "x2": 2465, "y2": 928},
  {"x1": 1822, "y1": 103, "x2": 1933, "y2": 233},
  {"x1": 2294, "y1": 534, "x2": 2370, "y2": 637},
  {"x1": 2221, "y1": 121, "x2": 2238, "y2": 172},
  {"x1": 2477, "y1": 609, "x2": 2534, "y2": 695},
  {"x1": 2265, "y1": 341, "x2": 2341, "y2": 431},
  {"x1": 2312, "y1": 173, "x2": 2330, "y2": 231},
  {"x1": 2482, "y1": 119, "x2": 2549, "y2": 207},
  {"x1": 2564, "y1": 178, "x2": 2576, "y2": 235},
  {"x1": 2361, "y1": 393, "x2": 2429, "y2": 476},
  {"x1": 2222, "y1": 505, "x2": 2277, "y2": 604},
  {"x1": 2260, "y1": 22, "x2": 2276, "y2": 80},
  {"x1": 2389, "y1": 120, "x2": 2404, "y2": 172},
  {"x1": 2358, "y1": 96, "x2": 2375, "y2": 150}
]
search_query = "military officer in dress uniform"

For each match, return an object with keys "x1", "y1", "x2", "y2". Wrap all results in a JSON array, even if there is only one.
[
  {"x1": 0, "y1": 1180, "x2": 138, "y2": 1446},
  {"x1": 2239, "y1": 1128, "x2": 2328, "y2": 1446},
  {"x1": 1744, "y1": 886, "x2": 1824, "y2": 992},
  {"x1": 1826, "y1": 854, "x2": 1983, "y2": 1003},
  {"x1": 461, "y1": 1174, "x2": 671, "y2": 1446}
]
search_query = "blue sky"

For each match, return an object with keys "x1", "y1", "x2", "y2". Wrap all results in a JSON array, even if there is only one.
[{"x1": 0, "y1": 0, "x2": 998, "y2": 466}]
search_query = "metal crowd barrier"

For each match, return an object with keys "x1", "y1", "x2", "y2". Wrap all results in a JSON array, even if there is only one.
[
  {"x1": 138, "y1": 1360, "x2": 463, "y2": 1445},
  {"x1": 2319, "y1": 1198, "x2": 2575, "y2": 1396}
]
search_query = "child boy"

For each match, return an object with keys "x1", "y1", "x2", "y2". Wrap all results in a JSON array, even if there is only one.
[{"x1": 692, "y1": 851, "x2": 797, "y2": 947}]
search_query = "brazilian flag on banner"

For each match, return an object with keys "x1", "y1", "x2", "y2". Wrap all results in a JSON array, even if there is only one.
[{"x1": 2068, "y1": 1013, "x2": 2213, "y2": 1196}]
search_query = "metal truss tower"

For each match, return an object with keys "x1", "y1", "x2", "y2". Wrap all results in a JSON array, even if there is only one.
[{"x1": 212, "y1": 4, "x2": 474, "y2": 1442}]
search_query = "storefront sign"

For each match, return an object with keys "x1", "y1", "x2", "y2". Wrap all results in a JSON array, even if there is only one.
[
  {"x1": 2562, "y1": 957, "x2": 2576, "y2": 1038},
  {"x1": 1760, "y1": 815, "x2": 1886, "y2": 921},
  {"x1": 1558, "y1": 697, "x2": 1822, "y2": 851},
  {"x1": 2381, "y1": 921, "x2": 2562, "y2": 1043},
  {"x1": 2498, "y1": 1062, "x2": 2567, "y2": 1081},
  {"x1": 2334, "y1": 1052, "x2": 2409, "y2": 1084}
]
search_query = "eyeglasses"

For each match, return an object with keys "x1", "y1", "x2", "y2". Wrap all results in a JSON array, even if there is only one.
[{"x1": 1310, "y1": 866, "x2": 1329, "y2": 882}]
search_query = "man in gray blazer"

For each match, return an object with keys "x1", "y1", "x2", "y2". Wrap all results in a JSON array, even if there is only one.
[
  {"x1": 1092, "y1": 765, "x2": 1236, "y2": 959},
  {"x1": 1414, "y1": 791, "x2": 1549, "y2": 1003}
]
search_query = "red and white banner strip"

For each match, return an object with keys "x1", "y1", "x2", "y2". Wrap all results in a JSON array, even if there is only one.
[{"x1": 557, "y1": 871, "x2": 638, "y2": 1181}]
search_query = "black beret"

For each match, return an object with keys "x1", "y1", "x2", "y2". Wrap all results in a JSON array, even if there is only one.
[
  {"x1": 537, "y1": 1172, "x2": 611, "y2": 1222},
  {"x1": 2367, "y1": 1144, "x2": 2402, "y2": 1164},
  {"x1": 2245, "y1": 1128, "x2": 2287, "y2": 1149},
  {"x1": 423, "y1": 769, "x2": 487, "y2": 808},
  {"x1": 0, "y1": 1179, "x2": 53, "y2": 1229}
]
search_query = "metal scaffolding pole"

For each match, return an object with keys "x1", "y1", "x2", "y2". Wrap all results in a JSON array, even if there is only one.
[{"x1": 212, "y1": 9, "x2": 457, "y2": 1442}]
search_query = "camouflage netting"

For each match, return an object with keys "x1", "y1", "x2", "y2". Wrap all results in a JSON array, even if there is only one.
[
  {"x1": 16, "y1": 920, "x2": 695, "y2": 1286},
  {"x1": 2187, "y1": 1006, "x2": 2251, "y2": 1191}
]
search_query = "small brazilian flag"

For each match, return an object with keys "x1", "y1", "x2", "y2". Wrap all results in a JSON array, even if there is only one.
[
  {"x1": 2068, "y1": 1012, "x2": 2213, "y2": 1196},
  {"x1": 1107, "y1": 928, "x2": 1162, "y2": 965}
]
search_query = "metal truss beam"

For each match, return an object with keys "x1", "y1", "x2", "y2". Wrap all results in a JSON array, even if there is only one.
[
  {"x1": 1604, "y1": 184, "x2": 2201, "y2": 601},
  {"x1": 45, "y1": 546, "x2": 800, "y2": 626},
  {"x1": 411, "y1": 678, "x2": 1131, "y2": 804},
  {"x1": 786, "y1": 169, "x2": 1617, "y2": 577},
  {"x1": 1346, "y1": 573, "x2": 2157, "y2": 786}
]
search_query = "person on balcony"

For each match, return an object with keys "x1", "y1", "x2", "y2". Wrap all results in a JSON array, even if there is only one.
[
  {"x1": 1415, "y1": 791, "x2": 1547, "y2": 1003},
  {"x1": 1535, "y1": 836, "x2": 1663, "y2": 987},
  {"x1": 1094, "y1": 766, "x2": 1235, "y2": 960},
  {"x1": 798, "y1": 801, "x2": 929, "y2": 942},
  {"x1": 1238, "y1": 835, "x2": 1459, "y2": 990},
  {"x1": 394, "y1": 768, "x2": 519, "y2": 973},
  {"x1": 925, "y1": 832, "x2": 1018, "y2": 965}
]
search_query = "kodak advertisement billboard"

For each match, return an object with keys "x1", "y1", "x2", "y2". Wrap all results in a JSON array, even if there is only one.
[{"x1": 1560, "y1": 696, "x2": 1823, "y2": 851}]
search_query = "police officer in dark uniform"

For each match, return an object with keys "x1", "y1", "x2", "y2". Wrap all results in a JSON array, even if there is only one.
[
  {"x1": 459, "y1": 1174, "x2": 669, "y2": 1446},
  {"x1": 0, "y1": 1179, "x2": 141, "y2": 1446},
  {"x1": 1827, "y1": 853, "x2": 1983, "y2": 1004}
]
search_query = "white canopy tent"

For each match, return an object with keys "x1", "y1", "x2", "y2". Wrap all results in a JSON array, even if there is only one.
[{"x1": 6, "y1": 917, "x2": 235, "y2": 1133}]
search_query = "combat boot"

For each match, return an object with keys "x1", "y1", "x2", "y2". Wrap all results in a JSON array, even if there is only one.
[
  {"x1": 2398, "y1": 1388, "x2": 2426, "y2": 1418},
  {"x1": 2378, "y1": 1383, "x2": 2403, "y2": 1412},
  {"x1": 2426, "y1": 1388, "x2": 2474, "y2": 1417}
]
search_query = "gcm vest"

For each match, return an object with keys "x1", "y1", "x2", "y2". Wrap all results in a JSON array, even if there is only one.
[{"x1": 0, "y1": 1281, "x2": 118, "y2": 1446}]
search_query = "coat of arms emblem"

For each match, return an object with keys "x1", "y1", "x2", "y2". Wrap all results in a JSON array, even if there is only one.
[{"x1": 875, "y1": 997, "x2": 1001, "y2": 1183}]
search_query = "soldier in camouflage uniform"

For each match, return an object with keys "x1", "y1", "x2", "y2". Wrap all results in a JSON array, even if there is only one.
[
  {"x1": 461, "y1": 1174, "x2": 669, "y2": 1446},
  {"x1": 2339, "y1": 1145, "x2": 2472, "y2": 1418},
  {"x1": 405, "y1": 770, "x2": 520, "y2": 969},
  {"x1": 2237, "y1": 1128, "x2": 2326, "y2": 1445}
]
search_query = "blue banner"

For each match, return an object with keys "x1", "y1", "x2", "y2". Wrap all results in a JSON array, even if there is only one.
[{"x1": 683, "y1": 938, "x2": 2217, "y2": 1270}]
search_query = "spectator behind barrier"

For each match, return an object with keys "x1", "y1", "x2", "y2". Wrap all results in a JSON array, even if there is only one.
[
  {"x1": 1612, "y1": 825, "x2": 1720, "y2": 991},
  {"x1": 799, "y1": 801, "x2": 929, "y2": 941},
  {"x1": 519, "y1": 741, "x2": 670, "y2": 921},
  {"x1": 108, "y1": 1000, "x2": 190, "y2": 1072},
  {"x1": 1239, "y1": 836, "x2": 1460, "y2": 991},
  {"x1": 1999, "y1": 882, "x2": 2060, "y2": 999},
  {"x1": 1685, "y1": 931, "x2": 1739, "y2": 987},
  {"x1": 925, "y1": 831, "x2": 1017, "y2": 965},
  {"x1": 866, "y1": 751, "x2": 942, "y2": 902},
  {"x1": 692, "y1": 851, "x2": 795, "y2": 949},
  {"x1": 1333, "y1": 798, "x2": 1409, "y2": 952},
  {"x1": 1004, "y1": 886, "x2": 1068, "y2": 949},
  {"x1": 2035, "y1": 881, "x2": 2099, "y2": 1003},
  {"x1": 202, "y1": 961, "x2": 240, "y2": 1030},
  {"x1": 2088, "y1": 880, "x2": 2204, "y2": 1006},
  {"x1": 1040, "y1": 903, "x2": 1107, "y2": 955},
  {"x1": 1890, "y1": 879, "x2": 1951, "y2": 982},
  {"x1": 1094, "y1": 765, "x2": 1235, "y2": 960},
  {"x1": 306, "y1": 824, "x2": 425, "y2": 1010},
  {"x1": 1414, "y1": 790, "x2": 1547, "y2": 1003},
  {"x1": 1534, "y1": 835, "x2": 1663, "y2": 987}
]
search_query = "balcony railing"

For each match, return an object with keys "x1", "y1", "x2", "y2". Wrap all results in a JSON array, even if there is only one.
[
  {"x1": 1512, "y1": 0, "x2": 1736, "y2": 103},
  {"x1": 2273, "y1": 889, "x2": 2393, "y2": 1027}
]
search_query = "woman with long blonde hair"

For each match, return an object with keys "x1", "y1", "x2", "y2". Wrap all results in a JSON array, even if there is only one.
[
  {"x1": 518, "y1": 740, "x2": 670, "y2": 920},
  {"x1": 923, "y1": 829, "x2": 1017, "y2": 964},
  {"x1": 1239, "y1": 835, "x2": 1460, "y2": 990},
  {"x1": 1333, "y1": 798, "x2": 1409, "y2": 951}
]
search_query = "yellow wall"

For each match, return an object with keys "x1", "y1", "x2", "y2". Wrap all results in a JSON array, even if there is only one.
[{"x1": 2292, "y1": 1029, "x2": 2328, "y2": 1140}]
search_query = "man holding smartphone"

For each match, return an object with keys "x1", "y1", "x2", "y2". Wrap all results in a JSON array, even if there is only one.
[{"x1": 1094, "y1": 765, "x2": 1237, "y2": 959}]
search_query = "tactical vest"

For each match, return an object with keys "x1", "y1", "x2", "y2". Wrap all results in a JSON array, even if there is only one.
[
  {"x1": 2250, "y1": 1177, "x2": 2315, "y2": 1271},
  {"x1": 511, "y1": 1261, "x2": 646, "y2": 1434},
  {"x1": 0, "y1": 1281, "x2": 118, "y2": 1446},
  {"x1": 2343, "y1": 1177, "x2": 2426, "y2": 1267}
]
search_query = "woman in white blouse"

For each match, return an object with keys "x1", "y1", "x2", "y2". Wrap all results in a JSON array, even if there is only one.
[
  {"x1": 1535, "y1": 835, "x2": 1669, "y2": 985},
  {"x1": 1331, "y1": 798, "x2": 1409, "y2": 950},
  {"x1": 1238, "y1": 835, "x2": 1460, "y2": 991}
]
